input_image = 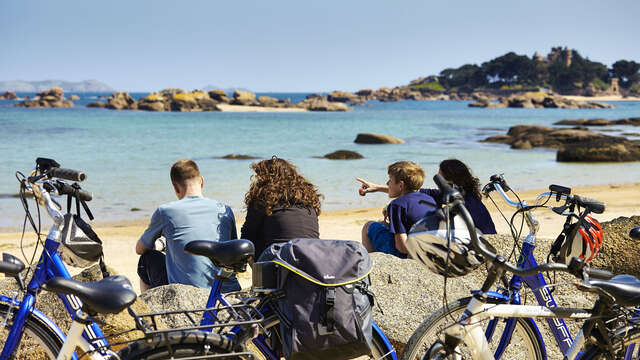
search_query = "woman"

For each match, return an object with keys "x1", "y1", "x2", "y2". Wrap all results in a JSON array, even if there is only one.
[
  {"x1": 241, "y1": 156, "x2": 322, "y2": 257},
  {"x1": 357, "y1": 159, "x2": 496, "y2": 234}
]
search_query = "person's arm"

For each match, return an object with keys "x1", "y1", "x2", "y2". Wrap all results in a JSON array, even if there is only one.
[
  {"x1": 394, "y1": 233, "x2": 408, "y2": 254},
  {"x1": 225, "y1": 206, "x2": 238, "y2": 240},
  {"x1": 136, "y1": 208, "x2": 164, "y2": 255},
  {"x1": 356, "y1": 178, "x2": 389, "y2": 195}
]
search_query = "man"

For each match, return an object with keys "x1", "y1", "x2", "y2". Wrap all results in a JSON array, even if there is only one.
[{"x1": 136, "y1": 159, "x2": 241, "y2": 293}]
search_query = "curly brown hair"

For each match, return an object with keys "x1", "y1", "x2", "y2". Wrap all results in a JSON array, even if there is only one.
[
  {"x1": 439, "y1": 159, "x2": 482, "y2": 200},
  {"x1": 244, "y1": 156, "x2": 323, "y2": 216}
]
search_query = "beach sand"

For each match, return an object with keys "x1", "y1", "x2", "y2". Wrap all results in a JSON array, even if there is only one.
[
  {"x1": 1, "y1": 182, "x2": 638, "y2": 292},
  {"x1": 216, "y1": 104, "x2": 308, "y2": 112}
]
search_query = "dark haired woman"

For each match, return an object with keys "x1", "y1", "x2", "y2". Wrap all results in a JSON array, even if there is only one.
[
  {"x1": 357, "y1": 159, "x2": 496, "y2": 234},
  {"x1": 241, "y1": 157, "x2": 323, "y2": 257}
]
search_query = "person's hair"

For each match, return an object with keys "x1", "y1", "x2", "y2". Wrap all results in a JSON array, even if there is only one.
[
  {"x1": 170, "y1": 159, "x2": 201, "y2": 187},
  {"x1": 387, "y1": 161, "x2": 425, "y2": 192},
  {"x1": 439, "y1": 159, "x2": 482, "y2": 200},
  {"x1": 244, "y1": 156, "x2": 322, "y2": 216}
]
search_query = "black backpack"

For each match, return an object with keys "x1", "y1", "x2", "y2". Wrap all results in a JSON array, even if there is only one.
[{"x1": 256, "y1": 238, "x2": 375, "y2": 360}]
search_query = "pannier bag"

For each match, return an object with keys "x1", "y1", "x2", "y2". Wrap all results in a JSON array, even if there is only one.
[
  {"x1": 256, "y1": 238, "x2": 375, "y2": 360},
  {"x1": 549, "y1": 215, "x2": 603, "y2": 264}
]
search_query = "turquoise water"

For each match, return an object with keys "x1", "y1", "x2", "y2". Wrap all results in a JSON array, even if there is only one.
[{"x1": 1, "y1": 93, "x2": 640, "y2": 228}]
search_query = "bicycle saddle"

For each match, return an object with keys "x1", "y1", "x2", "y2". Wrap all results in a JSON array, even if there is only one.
[
  {"x1": 184, "y1": 239, "x2": 255, "y2": 272},
  {"x1": 44, "y1": 276, "x2": 137, "y2": 315},
  {"x1": 0, "y1": 253, "x2": 25, "y2": 277},
  {"x1": 585, "y1": 274, "x2": 640, "y2": 306}
]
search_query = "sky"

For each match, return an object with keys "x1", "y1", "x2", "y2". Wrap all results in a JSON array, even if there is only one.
[{"x1": 1, "y1": 0, "x2": 639, "y2": 92}]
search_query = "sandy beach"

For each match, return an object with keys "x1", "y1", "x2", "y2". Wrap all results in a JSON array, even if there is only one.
[
  {"x1": 561, "y1": 95, "x2": 640, "y2": 102},
  {"x1": 1, "y1": 182, "x2": 638, "y2": 292},
  {"x1": 216, "y1": 104, "x2": 308, "y2": 112}
]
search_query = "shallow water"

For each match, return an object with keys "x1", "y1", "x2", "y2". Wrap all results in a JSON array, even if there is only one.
[{"x1": 1, "y1": 93, "x2": 639, "y2": 228}]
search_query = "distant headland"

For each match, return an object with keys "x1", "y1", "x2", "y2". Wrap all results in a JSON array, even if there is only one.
[{"x1": 0, "y1": 80, "x2": 113, "y2": 93}]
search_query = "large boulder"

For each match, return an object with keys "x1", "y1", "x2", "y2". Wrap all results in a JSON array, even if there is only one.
[
  {"x1": 0, "y1": 264, "x2": 151, "y2": 353},
  {"x1": 169, "y1": 93, "x2": 199, "y2": 112},
  {"x1": 591, "y1": 216, "x2": 640, "y2": 276},
  {"x1": 137, "y1": 93, "x2": 167, "y2": 111},
  {"x1": 322, "y1": 150, "x2": 364, "y2": 160},
  {"x1": 87, "y1": 102, "x2": 107, "y2": 108},
  {"x1": 232, "y1": 90, "x2": 256, "y2": 105},
  {"x1": 354, "y1": 133, "x2": 404, "y2": 144},
  {"x1": 297, "y1": 97, "x2": 351, "y2": 111},
  {"x1": 557, "y1": 139, "x2": 640, "y2": 162},
  {"x1": 69, "y1": 94, "x2": 80, "y2": 101},
  {"x1": 208, "y1": 89, "x2": 230, "y2": 103},
  {"x1": 257, "y1": 96, "x2": 279, "y2": 107},
  {"x1": 106, "y1": 92, "x2": 137, "y2": 110}
]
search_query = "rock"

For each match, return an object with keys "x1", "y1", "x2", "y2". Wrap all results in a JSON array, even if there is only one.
[
  {"x1": 355, "y1": 89, "x2": 375, "y2": 99},
  {"x1": 158, "y1": 88, "x2": 186, "y2": 97},
  {"x1": 232, "y1": 90, "x2": 256, "y2": 105},
  {"x1": 106, "y1": 92, "x2": 137, "y2": 110},
  {"x1": 512, "y1": 140, "x2": 532, "y2": 149},
  {"x1": 139, "y1": 284, "x2": 210, "y2": 328},
  {"x1": 208, "y1": 89, "x2": 230, "y2": 103},
  {"x1": 196, "y1": 98, "x2": 221, "y2": 111},
  {"x1": 298, "y1": 97, "x2": 351, "y2": 111},
  {"x1": 322, "y1": 150, "x2": 364, "y2": 160},
  {"x1": 585, "y1": 101, "x2": 615, "y2": 109},
  {"x1": 0, "y1": 91, "x2": 18, "y2": 100},
  {"x1": 87, "y1": 102, "x2": 107, "y2": 108},
  {"x1": 327, "y1": 91, "x2": 362, "y2": 103},
  {"x1": 507, "y1": 96, "x2": 534, "y2": 108},
  {"x1": 14, "y1": 87, "x2": 73, "y2": 108},
  {"x1": 305, "y1": 93, "x2": 324, "y2": 100},
  {"x1": 354, "y1": 133, "x2": 404, "y2": 144},
  {"x1": 137, "y1": 93, "x2": 167, "y2": 112},
  {"x1": 69, "y1": 94, "x2": 80, "y2": 101},
  {"x1": 219, "y1": 154, "x2": 260, "y2": 160},
  {"x1": 257, "y1": 96, "x2": 279, "y2": 107},
  {"x1": 591, "y1": 216, "x2": 640, "y2": 276},
  {"x1": 557, "y1": 139, "x2": 640, "y2": 162},
  {"x1": 0, "y1": 264, "x2": 151, "y2": 353},
  {"x1": 169, "y1": 93, "x2": 199, "y2": 112}
]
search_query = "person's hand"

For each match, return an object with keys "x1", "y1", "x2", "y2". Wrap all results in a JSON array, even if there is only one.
[
  {"x1": 356, "y1": 178, "x2": 379, "y2": 196},
  {"x1": 382, "y1": 206, "x2": 389, "y2": 225}
]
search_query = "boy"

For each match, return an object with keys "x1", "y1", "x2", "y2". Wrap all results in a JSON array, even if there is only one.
[{"x1": 360, "y1": 161, "x2": 436, "y2": 258}]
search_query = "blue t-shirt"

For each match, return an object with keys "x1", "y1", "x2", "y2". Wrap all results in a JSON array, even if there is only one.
[
  {"x1": 140, "y1": 196, "x2": 238, "y2": 288},
  {"x1": 420, "y1": 188, "x2": 497, "y2": 234},
  {"x1": 388, "y1": 192, "x2": 437, "y2": 235}
]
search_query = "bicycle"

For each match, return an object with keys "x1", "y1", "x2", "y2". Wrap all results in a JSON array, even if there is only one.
[
  {"x1": 0, "y1": 158, "x2": 248, "y2": 359},
  {"x1": 401, "y1": 173, "x2": 640, "y2": 359},
  {"x1": 401, "y1": 174, "x2": 613, "y2": 359}
]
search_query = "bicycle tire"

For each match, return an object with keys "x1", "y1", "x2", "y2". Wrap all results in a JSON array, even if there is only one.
[
  {"x1": 117, "y1": 330, "x2": 254, "y2": 359},
  {"x1": 0, "y1": 302, "x2": 63, "y2": 360},
  {"x1": 401, "y1": 297, "x2": 545, "y2": 360},
  {"x1": 580, "y1": 325, "x2": 640, "y2": 359},
  {"x1": 259, "y1": 314, "x2": 395, "y2": 359}
]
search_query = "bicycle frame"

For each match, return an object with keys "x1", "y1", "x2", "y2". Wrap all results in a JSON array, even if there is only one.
[
  {"x1": 200, "y1": 274, "x2": 398, "y2": 360},
  {"x1": 1, "y1": 191, "x2": 111, "y2": 360}
]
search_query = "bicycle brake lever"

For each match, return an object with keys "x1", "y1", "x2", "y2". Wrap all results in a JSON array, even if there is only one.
[{"x1": 552, "y1": 205, "x2": 568, "y2": 215}]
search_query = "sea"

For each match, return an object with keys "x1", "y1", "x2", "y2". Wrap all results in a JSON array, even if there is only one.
[{"x1": 1, "y1": 92, "x2": 639, "y2": 229}]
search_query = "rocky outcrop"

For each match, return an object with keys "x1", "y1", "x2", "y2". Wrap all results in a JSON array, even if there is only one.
[
  {"x1": 296, "y1": 97, "x2": 351, "y2": 111},
  {"x1": 208, "y1": 89, "x2": 230, "y2": 103},
  {"x1": 354, "y1": 133, "x2": 404, "y2": 144},
  {"x1": 137, "y1": 93, "x2": 168, "y2": 111},
  {"x1": 554, "y1": 117, "x2": 640, "y2": 127},
  {"x1": 0, "y1": 91, "x2": 18, "y2": 100},
  {"x1": 219, "y1": 154, "x2": 260, "y2": 160},
  {"x1": 468, "y1": 92, "x2": 615, "y2": 109},
  {"x1": 232, "y1": 90, "x2": 256, "y2": 105},
  {"x1": 14, "y1": 87, "x2": 74, "y2": 108},
  {"x1": 482, "y1": 125, "x2": 640, "y2": 162},
  {"x1": 327, "y1": 91, "x2": 363, "y2": 103},
  {"x1": 106, "y1": 92, "x2": 137, "y2": 110},
  {"x1": 87, "y1": 102, "x2": 106, "y2": 108},
  {"x1": 69, "y1": 94, "x2": 80, "y2": 100},
  {"x1": 322, "y1": 150, "x2": 364, "y2": 160}
]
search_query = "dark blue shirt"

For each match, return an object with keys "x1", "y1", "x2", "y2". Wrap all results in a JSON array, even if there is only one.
[
  {"x1": 388, "y1": 192, "x2": 437, "y2": 235},
  {"x1": 420, "y1": 188, "x2": 497, "y2": 234}
]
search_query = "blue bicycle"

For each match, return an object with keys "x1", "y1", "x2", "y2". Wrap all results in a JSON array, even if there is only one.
[{"x1": 400, "y1": 174, "x2": 620, "y2": 360}]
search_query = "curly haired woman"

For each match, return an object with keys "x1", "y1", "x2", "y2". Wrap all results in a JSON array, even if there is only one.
[{"x1": 241, "y1": 156, "x2": 323, "y2": 257}]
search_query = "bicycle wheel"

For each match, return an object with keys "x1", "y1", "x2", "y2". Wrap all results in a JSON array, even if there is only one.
[
  {"x1": 580, "y1": 325, "x2": 640, "y2": 359},
  {"x1": 401, "y1": 297, "x2": 544, "y2": 360},
  {"x1": 258, "y1": 314, "x2": 396, "y2": 359},
  {"x1": 117, "y1": 330, "x2": 255, "y2": 359},
  {"x1": 0, "y1": 302, "x2": 63, "y2": 360}
]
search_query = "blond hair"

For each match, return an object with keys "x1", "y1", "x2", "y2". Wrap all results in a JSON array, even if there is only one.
[{"x1": 387, "y1": 161, "x2": 425, "y2": 192}]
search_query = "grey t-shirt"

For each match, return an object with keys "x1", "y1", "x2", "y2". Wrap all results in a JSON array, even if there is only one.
[{"x1": 140, "y1": 196, "x2": 238, "y2": 288}]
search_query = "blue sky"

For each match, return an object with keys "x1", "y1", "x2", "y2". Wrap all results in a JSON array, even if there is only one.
[{"x1": 1, "y1": 0, "x2": 639, "y2": 92}]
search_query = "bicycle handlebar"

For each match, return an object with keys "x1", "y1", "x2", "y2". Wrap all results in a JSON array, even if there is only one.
[
  {"x1": 49, "y1": 167, "x2": 86, "y2": 182},
  {"x1": 47, "y1": 181, "x2": 92, "y2": 202},
  {"x1": 432, "y1": 174, "x2": 613, "y2": 281}
]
